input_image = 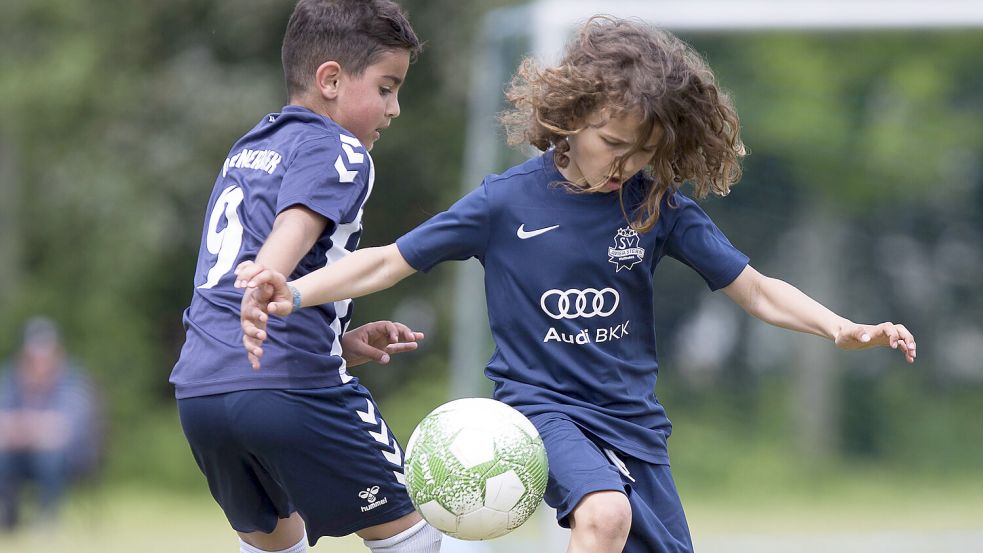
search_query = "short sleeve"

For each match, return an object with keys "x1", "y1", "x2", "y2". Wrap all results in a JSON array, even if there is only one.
[
  {"x1": 396, "y1": 182, "x2": 491, "y2": 273},
  {"x1": 665, "y1": 194, "x2": 749, "y2": 290},
  {"x1": 276, "y1": 136, "x2": 369, "y2": 224}
]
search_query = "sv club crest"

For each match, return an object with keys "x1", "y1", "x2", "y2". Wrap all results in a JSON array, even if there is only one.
[{"x1": 608, "y1": 227, "x2": 645, "y2": 272}]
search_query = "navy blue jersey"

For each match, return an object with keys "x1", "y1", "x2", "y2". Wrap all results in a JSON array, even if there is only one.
[
  {"x1": 171, "y1": 106, "x2": 374, "y2": 399},
  {"x1": 396, "y1": 150, "x2": 748, "y2": 464}
]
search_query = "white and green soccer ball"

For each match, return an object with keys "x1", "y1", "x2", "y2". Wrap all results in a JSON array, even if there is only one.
[{"x1": 403, "y1": 398, "x2": 549, "y2": 540}]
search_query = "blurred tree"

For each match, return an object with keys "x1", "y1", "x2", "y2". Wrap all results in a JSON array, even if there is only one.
[{"x1": 687, "y1": 31, "x2": 983, "y2": 458}]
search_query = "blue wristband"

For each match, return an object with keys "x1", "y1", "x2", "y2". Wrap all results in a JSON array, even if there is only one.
[{"x1": 288, "y1": 284, "x2": 302, "y2": 314}]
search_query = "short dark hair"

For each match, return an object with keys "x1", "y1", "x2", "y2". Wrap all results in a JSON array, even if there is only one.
[{"x1": 282, "y1": 0, "x2": 421, "y2": 98}]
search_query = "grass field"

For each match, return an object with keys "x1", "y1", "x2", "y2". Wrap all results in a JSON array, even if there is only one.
[{"x1": 2, "y1": 478, "x2": 982, "y2": 553}]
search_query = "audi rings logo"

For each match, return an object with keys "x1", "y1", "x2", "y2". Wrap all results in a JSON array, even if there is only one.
[{"x1": 540, "y1": 288, "x2": 620, "y2": 319}]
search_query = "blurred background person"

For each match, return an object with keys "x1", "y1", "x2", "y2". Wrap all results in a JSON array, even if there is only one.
[{"x1": 0, "y1": 317, "x2": 100, "y2": 532}]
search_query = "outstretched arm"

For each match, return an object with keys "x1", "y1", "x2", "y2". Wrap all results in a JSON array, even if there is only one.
[
  {"x1": 238, "y1": 244, "x2": 416, "y2": 312},
  {"x1": 722, "y1": 265, "x2": 916, "y2": 363},
  {"x1": 235, "y1": 244, "x2": 418, "y2": 367}
]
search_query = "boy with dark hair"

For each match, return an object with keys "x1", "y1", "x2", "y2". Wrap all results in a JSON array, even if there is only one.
[{"x1": 169, "y1": 1, "x2": 440, "y2": 551}]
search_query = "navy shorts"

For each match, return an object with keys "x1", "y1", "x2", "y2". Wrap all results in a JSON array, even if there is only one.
[
  {"x1": 178, "y1": 382, "x2": 415, "y2": 544},
  {"x1": 531, "y1": 415, "x2": 693, "y2": 553}
]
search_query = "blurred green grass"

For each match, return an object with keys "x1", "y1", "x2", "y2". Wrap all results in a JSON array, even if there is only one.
[
  {"x1": 0, "y1": 486, "x2": 366, "y2": 552},
  {"x1": 1, "y1": 476, "x2": 981, "y2": 552}
]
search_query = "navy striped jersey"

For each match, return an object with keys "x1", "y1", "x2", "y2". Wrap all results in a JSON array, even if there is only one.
[
  {"x1": 171, "y1": 106, "x2": 374, "y2": 399},
  {"x1": 396, "y1": 150, "x2": 748, "y2": 464}
]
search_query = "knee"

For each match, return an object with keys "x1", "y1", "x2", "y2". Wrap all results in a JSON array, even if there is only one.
[{"x1": 572, "y1": 491, "x2": 632, "y2": 543}]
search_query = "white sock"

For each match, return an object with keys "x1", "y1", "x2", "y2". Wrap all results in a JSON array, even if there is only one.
[
  {"x1": 363, "y1": 519, "x2": 442, "y2": 553},
  {"x1": 239, "y1": 534, "x2": 307, "y2": 553}
]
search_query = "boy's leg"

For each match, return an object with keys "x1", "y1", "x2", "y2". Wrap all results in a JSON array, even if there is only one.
[
  {"x1": 180, "y1": 391, "x2": 308, "y2": 553},
  {"x1": 235, "y1": 492, "x2": 441, "y2": 553},
  {"x1": 617, "y1": 453, "x2": 693, "y2": 553},
  {"x1": 179, "y1": 385, "x2": 441, "y2": 551},
  {"x1": 230, "y1": 384, "x2": 439, "y2": 550},
  {"x1": 238, "y1": 511, "x2": 305, "y2": 551},
  {"x1": 359, "y1": 513, "x2": 441, "y2": 553},
  {"x1": 356, "y1": 510, "x2": 421, "y2": 540},
  {"x1": 272, "y1": 385, "x2": 439, "y2": 551},
  {"x1": 529, "y1": 415, "x2": 632, "y2": 553},
  {"x1": 567, "y1": 491, "x2": 632, "y2": 553}
]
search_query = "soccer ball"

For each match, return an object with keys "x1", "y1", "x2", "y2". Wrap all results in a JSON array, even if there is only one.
[{"x1": 404, "y1": 398, "x2": 549, "y2": 540}]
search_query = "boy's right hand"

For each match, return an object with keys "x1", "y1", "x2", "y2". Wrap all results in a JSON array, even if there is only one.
[{"x1": 235, "y1": 261, "x2": 292, "y2": 369}]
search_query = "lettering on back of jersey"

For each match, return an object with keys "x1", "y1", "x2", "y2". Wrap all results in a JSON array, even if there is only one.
[{"x1": 222, "y1": 149, "x2": 283, "y2": 177}]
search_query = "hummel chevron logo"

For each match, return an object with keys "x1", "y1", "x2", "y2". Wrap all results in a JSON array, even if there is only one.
[
  {"x1": 334, "y1": 157, "x2": 357, "y2": 183},
  {"x1": 339, "y1": 135, "x2": 365, "y2": 164},
  {"x1": 334, "y1": 135, "x2": 364, "y2": 184},
  {"x1": 517, "y1": 224, "x2": 559, "y2": 239},
  {"x1": 356, "y1": 400, "x2": 406, "y2": 484}
]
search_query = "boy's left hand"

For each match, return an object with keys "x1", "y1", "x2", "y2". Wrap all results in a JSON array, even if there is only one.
[
  {"x1": 342, "y1": 321, "x2": 425, "y2": 368},
  {"x1": 834, "y1": 321, "x2": 916, "y2": 363}
]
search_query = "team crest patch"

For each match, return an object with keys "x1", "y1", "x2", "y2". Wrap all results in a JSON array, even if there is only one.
[{"x1": 608, "y1": 227, "x2": 645, "y2": 272}]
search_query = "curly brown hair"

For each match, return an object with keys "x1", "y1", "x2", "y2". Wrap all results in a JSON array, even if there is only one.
[{"x1": 500, "y1": 16, "x2": 745, "y2": 232}]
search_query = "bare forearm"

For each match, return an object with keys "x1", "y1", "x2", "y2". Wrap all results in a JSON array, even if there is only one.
[
  {"x1": 724, "y1": 266, "x2": 850, "y2": 341},
  {"x1": 748, "y1": 276, "x2": 850, "y2": 340},
  {"x1": 722, "y1": 265, "x2": 916, "y2": 362},
  {"x1": 292, "y1": 244, "x2": 415, "y2": 307}
]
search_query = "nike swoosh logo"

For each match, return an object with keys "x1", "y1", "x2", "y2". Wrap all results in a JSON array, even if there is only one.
[{"x1": 517, "y1": 224, "x2": 560, "y2": 239}]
